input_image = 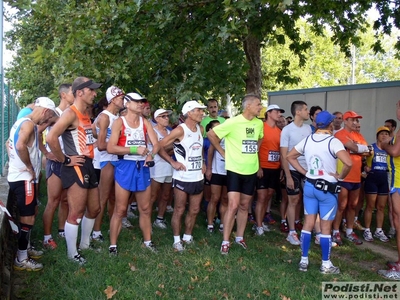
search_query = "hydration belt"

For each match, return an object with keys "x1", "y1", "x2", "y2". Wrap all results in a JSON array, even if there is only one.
[{"x1": 306, "y1": 178, "x2": 341, "y2": 194}]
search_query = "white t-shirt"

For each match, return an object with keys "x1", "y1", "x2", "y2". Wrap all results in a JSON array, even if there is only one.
[
  {"x1": 280, "y1": 122, "x2": 312, "y2": 170},
  {"x1": 150, "y1": 128, "x2": 173, "y2": 178},
  {"x1": 294, "y1": 133, "x2": 345, "y2": 182}
]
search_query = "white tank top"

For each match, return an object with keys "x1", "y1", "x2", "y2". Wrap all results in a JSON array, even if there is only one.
[
  {"x1": 212, "y1": 138, "x2": 226, "y2": 175},
  {"x1": 119, "y1": 116, "x2": 146, "y2": 161},
  {"x1": 96, "y1": 110, "x2": 118, "y2": 163},
  {"x1": 45, "y1": 107, "x2": 65, "y2": 153},
  {"x1": 150, "y1": 127, "x2": 173, "y2": 178},
  {"x1": 8, "y1": 118, "x2": 41, "y2": 182},
  {"x1": 173, "y1": 123, "x2": 204, "y2": 182}
]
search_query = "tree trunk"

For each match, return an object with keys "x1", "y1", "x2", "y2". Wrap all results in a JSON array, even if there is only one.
[{"x1": 243, "y1": 34, "x2": 262, "y2": 98}]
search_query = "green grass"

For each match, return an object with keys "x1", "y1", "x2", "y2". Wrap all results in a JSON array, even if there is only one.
[{"x1": 11, "y1": 179, "x2": 395, "y2": 299}]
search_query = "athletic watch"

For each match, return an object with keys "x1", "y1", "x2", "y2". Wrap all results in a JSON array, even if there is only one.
[{"x1": 63, "y1": 156, "x2": 71, "y2": 165}]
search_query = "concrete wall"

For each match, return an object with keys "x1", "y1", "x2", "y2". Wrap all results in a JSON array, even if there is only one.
[{"x1": 268, "y1": 81, "x2": 400, "y2": 144}]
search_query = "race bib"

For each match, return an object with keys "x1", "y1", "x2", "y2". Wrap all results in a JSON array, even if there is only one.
[
  {"x1": 188, "y1": 156, "x2": 202, "y2": 171},
  {"x1": 268, "y1": 150, "x2": 280, "y2": 162},
  {"x1": 85, "y1": 127, "x2": 95, "y2": 145},
  {"x1": 242, "y1": 140, "x2": 258, "y2": 154},
  {"x1": 375, "y1": 154, "x2": 387, "y2": 163}
]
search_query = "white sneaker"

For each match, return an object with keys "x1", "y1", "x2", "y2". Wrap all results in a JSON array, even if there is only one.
[
  {"x1": 262, "y1": 222, "x2": 271, "y2": 232},
  {"x1": 13, "y1": 257, "x2": 43, "y2": 271},
  {"x1": 255, "y1": 227, "x2": 264, "y2": 236},
  {"x1": 173, "y1": 241, "x2": 185, "y2": 252},
  {"x1": 286, "y1": 232, "x2": 301, "y2": 245},
  {"x1": 363, "y1": 230, "x2": 374, "y2": 242},
  {"x1": 153, "y1": 220, "x2": 167, "y2": 229},
  {"x1": 166, "y1": 206, "x2": 174, "y2": 213},
  {"x1": 122, "y1": 217, "x2": 133, "y2": 229},
  {"x1": 127, "y1": 210, "x2": 138, "y2": 219},
  {"x1": 374, "y1": 230, "x2": 389, "y2": 242}
]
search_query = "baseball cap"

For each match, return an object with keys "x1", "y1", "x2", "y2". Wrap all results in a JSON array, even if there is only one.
[
  {"x1": 343, "y1": 111, "x2": 363, "y2": 120},
  {"x1": 34, "y1": 97, "x2": 57, "y2": 113},
  {"x1": 123, "y1": 92, "x2": 147, "y2": 106},
  {"x1": 154, "y1": 108, "x2": 172, "y2": 119},
  {"x1": 266, "y1": 104, "x2": 285, "y2": 113},
  {"x1": 182, "y1": 100, "x2": 206, "y2": 115},
  {"x1": 376, "y1": 126, "x2": 390, "y2": 134},
  {"x1": 106, "y1": 86, "x2": 124, "y2": 103},
  {"x1": 72, "y1": 79, "x2": 102, "y2": 93},
  {"x1": 315, "y1": 111, "x2": 335, "y2": 129}
]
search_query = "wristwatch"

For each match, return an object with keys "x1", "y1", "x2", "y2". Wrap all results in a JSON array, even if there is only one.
[{"x1": 63, "y1": 156, "x2": 71, "y2": 165}]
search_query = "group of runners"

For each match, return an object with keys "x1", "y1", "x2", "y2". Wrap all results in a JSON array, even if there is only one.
[{"x1": 6, "y1": 77, "x2": 400, "y2": 280}]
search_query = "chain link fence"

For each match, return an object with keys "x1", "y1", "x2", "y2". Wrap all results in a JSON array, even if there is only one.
[{"x1": 1, "y1": 81, "x2": 19, "y2": 176}]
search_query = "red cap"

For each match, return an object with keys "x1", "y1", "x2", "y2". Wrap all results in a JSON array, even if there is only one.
[{"x1": 343, "y1": 111, "x2": 362, "y2": 120}]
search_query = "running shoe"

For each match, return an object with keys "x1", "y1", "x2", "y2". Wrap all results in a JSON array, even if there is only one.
[
  {"x1": 127, "y1": 210, "x2": 138, "y2": 219},
  {"x1": 298, "y1": 261, "x2": 308, "y2": 272},
  {"x1": 374, "y1": 230, "x2": 389, "y2": 242},
  {"x1": 332, "y1": 232, "x2": 343, "y2": 246},
  {"x1": 143, "y1": 242, "x2": 158, "y2": 253},
  {"x1": 280, "y1": 221, "x2": 289, "y2": 233},
  {"x1": 109, "y1": 246, "x2": 118, "y2": 256},
  {"x1": 363, "y1": 230, "x2": 374, "y2": 242},
  {"x1": 346, "y1": 232, "x2": 363, "y2": 245},
  {"x1": 387, "y1": 228, "x2": 396, "y2": 239},
  {"x1": 377, "y1": 269, "x2": 400, "y2": 281},
  {"x1": 314, "y1": 236, "x2": 338, "y2": 247},
  {"x1": 235, "y1": 239, "x2": 248, "y2": 249},
  {"x1": 254, "y1": 227, "x2": 264, "y2": 236},
  {"x1": 27, "y1": 246, "x2": 44, "y2": 259},
  {"x1": 320, "y1": 265, "x2": 340, "y2": 274},
  {"x1": 166, "y1": 206, "x2": 174, "y2": 213},
  {"x1": 91, "y1": 234, "x2": 104, "y2": 242},
  {"x1": 13, "y1": 257, "x2": 43, "y2": 271},
  {"x1": 286, "y1": 232, "x2": 301, "y2": 245},
  {"x1": 182, "y1": 237, "x2": 194, "y2": 245},
  {"x1": 252, "y1": 223, "x2": 270, "y2": 232},
  {"x1": 220, "y1": 243, "x2": 230, "y2": 255},
  {"x1": 71, "y1": 254, "x2": 86, "y2": 265},
  {"x1": 121, "y1": 218, "x2": 133, "y2": 229},
  {"x1": 247, "y1": 214, "x2": 256, "y2": 224},
  {"x1": 207, "y1": 225, "x2": 214, "y2": 233},
  {"x1": 263, "y1": 212, "x2": 276, "y2": 225},
  {"x1": 295, "y1": 221, "x2": 303, "y2": 231},
  {"x1": 58, "y1": 231, "x2": 65, "y2": 239},
  {"x1": 153, "y1": 220, "x2": 167, "y2": 229},
  {"x1": 173, "y1": 241, "x2": 185, "y2": 252},
  {"x1": 354, "y1": 220, "x2": 365, "y2": 231},
  {"x1": 43, "y1": 238, "x2": 58, "y2": 250}
]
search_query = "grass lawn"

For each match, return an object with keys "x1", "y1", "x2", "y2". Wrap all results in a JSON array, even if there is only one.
[{"x1": 11, "y1": 180, "x2": 396, "y2": 299}]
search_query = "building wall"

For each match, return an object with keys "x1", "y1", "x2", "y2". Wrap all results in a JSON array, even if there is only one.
[{"x1": 268, "y1": 81, "x2": 400, "y2": 144}]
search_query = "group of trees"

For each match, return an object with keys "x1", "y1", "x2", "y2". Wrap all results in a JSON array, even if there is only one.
[{"x1": 4, "y1": 0, "x2": 400, "y2": 109}]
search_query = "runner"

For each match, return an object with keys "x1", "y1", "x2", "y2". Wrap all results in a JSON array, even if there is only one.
[{"x1": 207, "y1": 94, "x2": 263, "y2": 254}]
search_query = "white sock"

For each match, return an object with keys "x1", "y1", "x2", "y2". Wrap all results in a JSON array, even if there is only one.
[
  {"x1": 65, "y1": 221, "x2": 79, "y2": 258},
  {"x1": 17, "y1": 250, "x2": 28, "y2": 262},
  {"x1": 332, "y1": 229, "x2": 339, "y2": 235},
  {"x1": 92, "y1": 231, "x2": 102, "y2": 238},
  {"x1": 376, "y1": 228, "x2": 383, "y2": 233},
  {"x1": 222, "y1": 240, "x2": 229, "y2": 245},
  {"x1": 322, "y1": 260, "x2": 333, "y2": 268},
  {"x1": 173, "y1": 236, "x2": 181, "y2": 244},
  {"x1": 80, "y1": 217, "x2": 95, "y2": 250},
  {"x1": 346, "y1": 228, "x2": 353, "y2": 236},
  {"x1": 300, "y1": 256, "x2": 309, "y2": 264},
  {"x1": 364, "y1": 228, "x2": 370, "y2": 232},
  {"x1": 44, "y1": 234, "x2": 52, "y2": 243},
  {"x1": 144, "y1": 240, "x2": 151, "y2": 246},
  {"x1": 182, "y1": 234, "x2": 192, "y2": 241},
  {"x1": 235, "y1": 236, "x2": 243, "y2": 242}
]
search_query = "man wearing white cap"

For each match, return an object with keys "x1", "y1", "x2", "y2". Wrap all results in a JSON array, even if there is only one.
[
  {"x1": 91, "y1": 85, "x2": 125, "y2": 242},
  {"x1": 8, "y1": 97, "x2": 58, "y2": 271},
  {"x1": 208, "y1": 94, "x2": 264, "y2": 254},
  {"x1": 150, "y1": 108, "x2": 174, "y2": 229},
  {"x1": 47, "y1": 76, "x2": 102, "y2": 264},
  {"x1": 254, "y1": 104, "x2": 284, "y2": 236},
  {"x1": 158, "y1": 100, "x2": 207, "y2": 251}
]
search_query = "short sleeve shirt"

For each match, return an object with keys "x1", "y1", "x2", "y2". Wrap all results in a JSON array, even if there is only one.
[
  {"x1": 280, "y1": 122, "x2": 312, "y2": 170},
  {"x1": 213, "y1": 114, "x2": 263, "y2": 175}
]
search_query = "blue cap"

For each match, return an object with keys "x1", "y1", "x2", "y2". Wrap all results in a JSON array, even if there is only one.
[{"x1": 316, "y1": 111, "x2": 335, "y2": 129}]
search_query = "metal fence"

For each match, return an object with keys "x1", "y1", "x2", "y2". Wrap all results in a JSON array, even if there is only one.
[{"x1": 1, "y1": 82, "x2": 19, "y2": 176}]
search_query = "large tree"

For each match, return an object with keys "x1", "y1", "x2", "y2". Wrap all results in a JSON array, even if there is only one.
[{"x1": 4, "y1": 0, "x2": 400, "y2": 107}]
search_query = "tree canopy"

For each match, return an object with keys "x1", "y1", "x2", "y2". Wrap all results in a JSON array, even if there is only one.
[{"x1": 4, "y1": 0, "x2": 400, "y2": 108}]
